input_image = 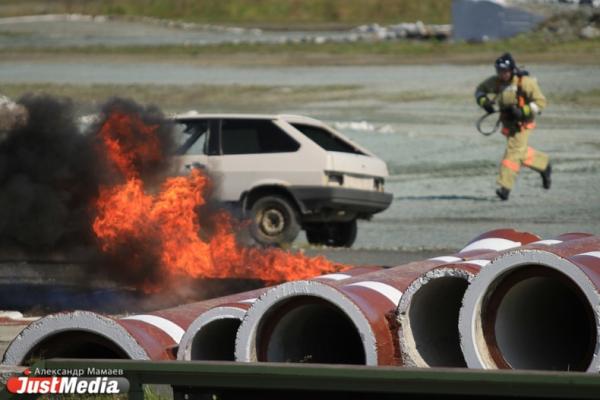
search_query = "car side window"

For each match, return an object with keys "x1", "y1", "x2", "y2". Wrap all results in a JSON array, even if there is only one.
[
  {"x1": 291, "y1": 123, "x2": 365, "y2": 155},
  {"x1": 187, "y1": 130, "x2": 208, "y2": 155},
  {"x1": 220, "y1": 119, "x2": 300, "y2": 155},
  {"x1": 175, "y1": 120, "x2": 209, "y2": 155}
]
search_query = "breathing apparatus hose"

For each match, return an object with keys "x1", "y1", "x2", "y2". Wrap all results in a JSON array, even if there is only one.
[{"x1": 476, "y1": 111, "x2": 501, "y2": 136}]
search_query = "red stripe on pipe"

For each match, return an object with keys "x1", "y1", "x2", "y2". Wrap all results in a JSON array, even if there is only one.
[{"x1": 117, "y1": 319, "x2": 177, "y2": 360}]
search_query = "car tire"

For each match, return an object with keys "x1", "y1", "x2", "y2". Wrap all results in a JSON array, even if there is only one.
[
  {"x1": 332, "y1": 220, "x2": 358, "y2": 247},
  {"x1": 305, "y1": 225, "x2": 326, "y2": 245},
  {"x1": 249, "y1": 195, "x2": 301, "y2": 247},
  {"x1": 306, "y1": 220, "x2": 357, "y2": 248}
]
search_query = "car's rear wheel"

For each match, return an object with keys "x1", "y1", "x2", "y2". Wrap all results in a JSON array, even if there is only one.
[
  {"x1": 305, "y1": 220, "x2": 357, "y2": 248},
  {"x1": 250, "y1": 195, "x2": 301, "y2": 246}
]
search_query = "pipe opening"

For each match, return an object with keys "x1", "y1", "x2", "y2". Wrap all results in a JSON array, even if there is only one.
[
  {"x1": 191, "y1": 318, "x2": 241, "y2": 361},
  {"x1": 257, "y1": 297, "x2": 365, "y2": 364},
  {"x1": 483, "y1": 266, "x2": 597, "y2": 371},
  {"x1": 23, "y1": 330, "x2": 129, "y2": 364},
  {"x1": 409, "y1": 277, "x2": 469, "y2": 367}
]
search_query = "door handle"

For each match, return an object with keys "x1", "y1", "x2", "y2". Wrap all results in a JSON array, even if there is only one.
[{"x1": 185, "y1": 162, "x2": 205, "y2": 170}]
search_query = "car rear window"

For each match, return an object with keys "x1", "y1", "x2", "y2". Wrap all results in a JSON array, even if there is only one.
[
  {"x1": 220, "y1": 119, "x2": 299, "y2": 154},
  {"x1": 291, "y1": 123, "x2": 365, "y2": 154}
]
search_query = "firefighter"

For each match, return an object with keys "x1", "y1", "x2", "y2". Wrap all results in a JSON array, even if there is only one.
[{"x1": 475, "y1": 53, "x2": 552, "y2": 201}]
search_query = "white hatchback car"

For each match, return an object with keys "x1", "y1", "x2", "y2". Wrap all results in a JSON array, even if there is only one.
[{"x1": 172, "y1": 113, "x2": 392, "y2": 247}]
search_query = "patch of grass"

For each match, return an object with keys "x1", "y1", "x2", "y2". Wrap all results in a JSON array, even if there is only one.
[
  {"x1": 582, "y1": 142, "x2": 600, "y2": 151},
  {"x1": 2, "y1": 35, "x2": 599, "y2": 66},
  {"x1": 0, "y1": 0, "x2": 452, "y2": 26},
  {"x1": 0, "y1": 31, "x2": 30, "y2": 38},
  {"x1": 0, "y1": 83, "x2": 363, "y2": 114},
  {"x1": 557, "y1": 89, "x2": 600, "y2": 107},
  {"x1": 39, "y1": 396, "x2": 128, "y2": 400},
  {"x1": 5, "y1": 82, "x2": 597, "y2": 117},
  {"x1": 37, "y1": 385, "x2": 168, "y2": 400},
  {"x1": 379, "y1": 91, "x2": 440, "y2": 103}
]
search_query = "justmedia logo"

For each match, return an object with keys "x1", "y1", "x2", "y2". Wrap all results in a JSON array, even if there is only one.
[{"x1": 6, "y1": 368, "x2": 130, "y2": 395}]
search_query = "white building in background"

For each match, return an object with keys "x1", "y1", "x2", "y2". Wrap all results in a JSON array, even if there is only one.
[{"x1": 452, "y1": 0, "x2": 545, "y2": 41}]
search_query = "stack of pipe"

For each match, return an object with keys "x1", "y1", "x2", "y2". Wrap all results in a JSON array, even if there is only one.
[
  {"x1": 234, "y1": 229, "x2": 540, "y2": 366},
  {"x1": 177, "y1": 266, "x2": 381, "y2": 361},
  {"x1": 3, "y1": 229, "x2": 600, "y2": 374},
  {"x1": 397, "y1": 233, "x2": 593, "y2": 368},
  {"x1": 2, "y1": 288, "x2": 269, "y2": 365},
  {"x1": 459, "y1": 234, "x2": 600, "y2": 372},
  {"x1": 2, "y1": 266, "x2": 379, "y2": 366}
]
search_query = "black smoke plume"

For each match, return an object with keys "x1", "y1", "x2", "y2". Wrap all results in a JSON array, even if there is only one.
[
  {"x1": 0, "y1": 94, "x2": 255, "y2": 307},
  {"x1": 0, "y1": 94, "x2": 100, "y2": 254},
  {"x1": 0, "y1": 95, "x2": 176, "y2": 258}
]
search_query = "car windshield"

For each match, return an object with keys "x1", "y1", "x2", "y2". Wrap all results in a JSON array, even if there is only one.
[{"x1": 291, "y1": 123, "x2": 365, "y2": 155}]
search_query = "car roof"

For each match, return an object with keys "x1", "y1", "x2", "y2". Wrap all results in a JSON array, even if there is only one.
[{"x1": 171, "y1": 111, "x2": 324, "y2": 126}]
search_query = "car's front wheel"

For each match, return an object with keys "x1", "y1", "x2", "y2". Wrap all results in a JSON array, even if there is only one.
[
  {"x1": 249, "y1": 195, "x2": 301, "y2": 247},
  {"x1": 305, "y1": 219, "x2": 357, "y2": 248}
]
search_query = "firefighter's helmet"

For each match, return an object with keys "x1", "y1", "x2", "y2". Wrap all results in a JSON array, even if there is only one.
[{"x1": 495, "y1": 52, "x2": 516, "y2": 74}]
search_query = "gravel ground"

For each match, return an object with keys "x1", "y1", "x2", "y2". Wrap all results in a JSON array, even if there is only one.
[
  {"x1": 3, "y1": 61, "x2": 597, "y2": 249},
  {"x1": 0, "y1": 61, "x2": 598, "y2": 249}
]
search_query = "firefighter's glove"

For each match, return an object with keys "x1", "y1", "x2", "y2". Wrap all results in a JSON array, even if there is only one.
[
  {"x1": 478, "y1": 96, "x2": 495, "y2": 114},
  {"x1": 508, "y1": 104, "x2": 531, "y2": 121}
]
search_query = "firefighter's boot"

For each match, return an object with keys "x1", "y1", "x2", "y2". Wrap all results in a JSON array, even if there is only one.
[
  {"x1": 540, "y1": 163, "x2": 552, "y2": 189},
  {"x1": 496, "y1": 187, "x2": 510, "y2": 201}
]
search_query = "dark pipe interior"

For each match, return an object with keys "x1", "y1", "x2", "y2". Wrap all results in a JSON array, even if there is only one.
[
  {"x1": 483, "y1": 266, "x2": 597, "y2": 371},
  {"x1": 409, "y1": 277, "x2": 469, "y2": 367},
  {"x1": 191, "y1": 318, "x2": 241, "y2": 361},
  {"x1": 257, "y1": 297, "x2": 366, "y2": 364},
  {"x1": 23, "y1": 330, "x2": 129, "y2": 365}
]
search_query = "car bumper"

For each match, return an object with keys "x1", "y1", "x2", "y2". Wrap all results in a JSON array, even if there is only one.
[{"x1": 289, "y1": 186, "x2": 393, "y2": 216}]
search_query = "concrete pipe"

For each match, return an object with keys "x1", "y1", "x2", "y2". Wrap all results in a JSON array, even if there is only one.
[
  {"x1": 2, "y1": 288, "x2": 269, "y2": 366},
  {"x1": 235, "y1": 229, "x2": 539, "y2": 366},
  {"x1": 177, "y1": 266, "x2": 382, "y2": 361},
  {"x1": 397, "y1": 233, "x2": 593, "y2": 368},
  {"x1": 1, "y1": 311, "x2": 150, "y2": 365},
  {"x1": 459, "y1": 235, "x2": 600, "y2": 371}
]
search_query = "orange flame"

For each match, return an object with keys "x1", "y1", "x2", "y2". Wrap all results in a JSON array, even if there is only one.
[
  {"x1": 99, "y1": 111, "x2": 162, "y2": 179},
  {"x1": 93, "y1": 109, "x2": 342, "y2": 290}
]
